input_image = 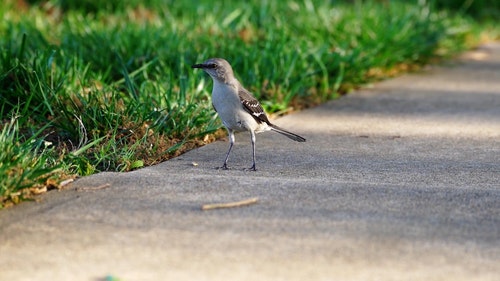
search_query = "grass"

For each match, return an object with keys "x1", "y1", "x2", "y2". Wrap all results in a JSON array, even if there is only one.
[
  {"x1": 0, "y1": 0, "x2": 498, "y2": 207},
  {"x1": 0, "y1": 117, "x2": 63, "y2": 205}
]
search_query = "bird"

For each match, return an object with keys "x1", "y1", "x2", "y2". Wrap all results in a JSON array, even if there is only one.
[{"x1": 192, "y1": 58, "x2": 306, "y2": 171}]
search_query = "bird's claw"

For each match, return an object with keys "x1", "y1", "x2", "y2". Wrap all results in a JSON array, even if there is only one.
[
  {"x1": 217, "y1": 163, "x2": 230, "y2": 170},
  {"x1": 244, "y1": 164, "x2": 257, "y2": 172}
]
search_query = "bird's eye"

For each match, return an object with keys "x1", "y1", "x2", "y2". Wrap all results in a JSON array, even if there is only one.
[{"x1": 208, "y1": 63, "x2": 217, "y2": 69}]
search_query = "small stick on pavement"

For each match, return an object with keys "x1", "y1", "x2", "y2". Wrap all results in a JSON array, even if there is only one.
[
  {"x1": 76, "y1": 183, "x2": 111, "y2": 192},
  {"x1": 201, "y1": 197, "x2": 259, "y2": 211}
]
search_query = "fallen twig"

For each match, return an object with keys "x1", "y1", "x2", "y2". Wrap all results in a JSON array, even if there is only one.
[
  {"x1": 76, "y1": 183, "x2": 111, "y2": 192},
  {"x1": 201, "y1": 197, "x2": 259, "y2": 211}
]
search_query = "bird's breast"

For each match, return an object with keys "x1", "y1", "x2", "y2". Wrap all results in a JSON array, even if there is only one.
[{"x1": 211, "y1": 81, "x2": 256, "y2": 131}]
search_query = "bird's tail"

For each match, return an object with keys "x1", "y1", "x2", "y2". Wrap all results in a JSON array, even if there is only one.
[{"x1": 270, "y1": 124, "x2": 306, "y2": 142}]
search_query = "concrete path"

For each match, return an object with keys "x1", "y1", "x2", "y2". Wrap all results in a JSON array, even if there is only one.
[{"x1": 1, "y1": 43, "x2": 499, "y2": 281}]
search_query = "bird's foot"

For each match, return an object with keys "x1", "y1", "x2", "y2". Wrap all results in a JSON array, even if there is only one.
[
  {"x1": 244, "y1": 164, "x2": 257, "y2": 172},
  {"x1": 217, "y1": 163, "x2": 230, "y2": 170}
]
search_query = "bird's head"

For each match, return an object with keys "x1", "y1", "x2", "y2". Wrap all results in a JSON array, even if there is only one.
[{"x1": 192, "y1": 58, "x2": 235, "y2": 84}]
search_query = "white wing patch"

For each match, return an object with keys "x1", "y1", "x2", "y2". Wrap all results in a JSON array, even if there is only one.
[{"x1": 239, "y1": 88, "x2": 271, "y2": 124}]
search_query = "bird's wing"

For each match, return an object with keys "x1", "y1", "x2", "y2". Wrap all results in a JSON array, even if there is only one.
[{"x1": 238, "y1": 87, "x2": 270, "y2": 124}]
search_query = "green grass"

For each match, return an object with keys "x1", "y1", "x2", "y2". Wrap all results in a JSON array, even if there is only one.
[
  {"x1": 0, "y1": 0, "x2": 497, "y2": 207},
  {"x1": 0, "y1": 117, "x2": 63, "y2": 206}
]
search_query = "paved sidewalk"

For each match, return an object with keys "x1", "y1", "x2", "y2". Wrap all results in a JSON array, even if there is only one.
[{"x1": 1, "y1": 43, "x2": 499, "y2": 281}]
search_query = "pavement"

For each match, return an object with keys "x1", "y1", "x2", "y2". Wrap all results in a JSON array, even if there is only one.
[{"x1": 1, "y1": 43, "x2": 499, "y2": 281}]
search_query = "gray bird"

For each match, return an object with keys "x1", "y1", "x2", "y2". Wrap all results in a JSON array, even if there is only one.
[{"x1": 192, "y1": 58, "x2": 306, "y2": 171}]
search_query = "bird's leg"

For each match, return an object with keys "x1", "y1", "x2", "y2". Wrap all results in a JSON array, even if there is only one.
[
  {"x1": 246, "y1": 130, "x2": 257, "y2": 171},
  {"x1": 220, "y1": 129, "x2": 235, "y2": 170}
]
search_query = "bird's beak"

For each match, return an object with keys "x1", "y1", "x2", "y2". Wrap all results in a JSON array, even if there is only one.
[{"x1": 191, "y1": 63, "x2": 205, "y2": 69}]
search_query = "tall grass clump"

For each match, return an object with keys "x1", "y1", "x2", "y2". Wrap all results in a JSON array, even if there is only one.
[{"x1": 0, "y1": 117, "x2": 63, "y2": 208}]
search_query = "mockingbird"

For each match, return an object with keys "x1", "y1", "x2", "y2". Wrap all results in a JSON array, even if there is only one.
[{"x1": 192, "y1": 58, "x2": 306, "y2": 171}]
